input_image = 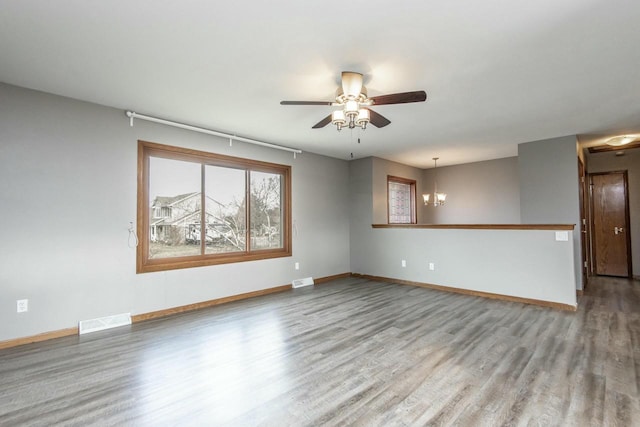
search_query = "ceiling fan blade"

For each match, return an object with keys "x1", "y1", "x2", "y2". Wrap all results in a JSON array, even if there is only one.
[
  {"x1": 312, "y1": 114, "x2": 332, "y2": 129},
  {"x1": 370, "y1": 91, "x2": 427, "y2": 105},
  {"x1": 367, "y1": 109, "x2": 391, "y2": 128},
  {"x1": 342, "y1": 71, "x2": 363, "y2": 98},
  {"x1": 280, "y1": 100, "x2": 334, "y2": 106}
]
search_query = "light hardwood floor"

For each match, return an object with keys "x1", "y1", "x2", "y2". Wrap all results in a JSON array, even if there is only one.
[{"x1": 1, "y1": 276, "x2": 639, "y2": 426}]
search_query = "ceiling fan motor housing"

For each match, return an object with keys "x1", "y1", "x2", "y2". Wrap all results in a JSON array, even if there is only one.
[
  {"x1": 335, "y1": 87, "x2": 368, "y2": 105},
  {"x1": 341, "y1": 71, "x2": 363, "y2": 98}
]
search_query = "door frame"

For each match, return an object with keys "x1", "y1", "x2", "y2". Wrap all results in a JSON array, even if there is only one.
[
  {"x1": 578, "y1": 158, "x2": 589, "y2": 288},
  {"x1": 588, "y1": 170, "x2": 633, "y2": 278}
]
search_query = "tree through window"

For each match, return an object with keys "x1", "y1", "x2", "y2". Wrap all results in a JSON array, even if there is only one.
[{"x1": 137, "y1": 141, "x2": 291, "y2": 273}]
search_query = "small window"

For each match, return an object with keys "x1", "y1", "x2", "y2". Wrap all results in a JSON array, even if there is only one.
[
  {"x1": 388, "y1": 175, "x2": 417, "y2": 224},
  {"x1": 137, "y1": 140, "x2": 292, "y2": 273},
  {"x1": 152, "y1": 206, "x2": 172, "y2": 219}
]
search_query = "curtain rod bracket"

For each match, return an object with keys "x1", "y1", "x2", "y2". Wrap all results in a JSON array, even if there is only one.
[{"x1": 126, "y1": 110, "x2": 134, "y2": 127}]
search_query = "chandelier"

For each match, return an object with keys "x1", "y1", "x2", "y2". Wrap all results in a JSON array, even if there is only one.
[{"x1": 423, "y1": 157, "x2": 446, "y2": 206}]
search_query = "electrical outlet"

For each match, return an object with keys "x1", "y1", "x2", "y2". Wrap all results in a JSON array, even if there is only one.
[
  {"x1": 429, "y1": 263, "x2": 435, "y2": 271},
  {"x1": 17, "y1": 299, "x2": 28, "y2": 313},
  {"x1": 295, "y1": 262, "x2": 300, "y2": 270},
  {"x1": 401, "y1": 260, "x2": 406, "y2": 268}
]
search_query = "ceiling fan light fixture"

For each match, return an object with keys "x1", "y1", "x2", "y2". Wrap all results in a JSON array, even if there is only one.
[
  {"x1": 343, "y1": 100, "x2": 360, "y2": 129},
  {"x1": 331, "y1": 110, "x2": 346, "y2": 131},
  {"x1": 606, "y1": 135, "x2": 635, "y2": 146},
  {"x1": 356, "y1": 108, "x2": 370, "y2": 129},
  {"x1": 345, "y1": 100, "x2": 359, "y2": 117}
]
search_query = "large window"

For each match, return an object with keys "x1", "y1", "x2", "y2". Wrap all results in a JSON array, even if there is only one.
[
  {"x1": 137, "y1": 141, "x2": 291, "y2": 273},
  {"x1": 388, "y1": 175, "x2": 416, "y2": 224}
]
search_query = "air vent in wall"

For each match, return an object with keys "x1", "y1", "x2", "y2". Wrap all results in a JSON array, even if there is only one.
[
  {"x1": 292, "y1": 277, "x2": 314, "y2": 288},
  {"x1": 79, "y1": 313, "x2": 132, "y2": 335}
]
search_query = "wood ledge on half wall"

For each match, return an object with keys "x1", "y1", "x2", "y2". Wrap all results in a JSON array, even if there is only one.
[{"x1": 372, "y1": 224, "x2": 575, "y2": 230}]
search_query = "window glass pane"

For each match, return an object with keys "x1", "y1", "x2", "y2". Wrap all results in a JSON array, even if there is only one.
[
  {"x1": 389, "y1": 181, "x2": 412, "y2": 223},
  {"x1": 250, "y1": 171, "x2": 283, "y2": 250},
  {"x1": 138, "y1": 141, "x2": 291, "y2": 273},
  {"x1": 204, "y1": 165, "x2": 246, "y2": 254},
  {"x1": 149, "y1": 157, "x2": 201, "y2": 258}
]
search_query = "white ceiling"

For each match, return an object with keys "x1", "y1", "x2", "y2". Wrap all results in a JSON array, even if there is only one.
[{"x1": 2, "y1": 1, "x2": 640, "y2": 168}]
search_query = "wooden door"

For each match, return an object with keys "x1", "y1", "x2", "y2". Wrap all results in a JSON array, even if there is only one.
[{"x1": 590, "y1": 171, "x2": 632, "y2": 277}]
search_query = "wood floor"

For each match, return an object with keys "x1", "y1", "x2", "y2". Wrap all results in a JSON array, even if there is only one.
[{"x1": 1, "y1": 276, "x2": 639, "y2": 426}]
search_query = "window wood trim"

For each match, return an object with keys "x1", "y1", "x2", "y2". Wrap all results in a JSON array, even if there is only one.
[
  {"x1": 137, "y1": 140, "x2": 292, "y2": 273},
  {"x1": 387, "y1": 175, "x2": 417, "y2": 224}
]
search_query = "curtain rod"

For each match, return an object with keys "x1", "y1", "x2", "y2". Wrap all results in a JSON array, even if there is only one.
[{"x1": 125, "y1": 111, "x2": 303, "y2": 156}]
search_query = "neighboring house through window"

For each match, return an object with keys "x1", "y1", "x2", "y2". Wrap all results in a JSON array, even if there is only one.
[
  {"x1": 153, "y1": 206, "x2": 172, "y2": 219},
  {"x1": 388, "y1": 175, "x2": 417, "y2": 224},
  {"x1": 137, "y1": 140, "x2": 292, "y2": 273}
]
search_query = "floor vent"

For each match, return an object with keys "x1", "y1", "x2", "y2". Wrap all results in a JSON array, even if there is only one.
[
  {"x1": 79, "y1": 313, "x2": 132, "y2": 335},
  {"x1": 292, "y1": 277, "x2": 314, "y2": 288}
]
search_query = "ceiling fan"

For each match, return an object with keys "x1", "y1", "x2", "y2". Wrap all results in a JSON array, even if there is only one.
[{"x1": 280, "y1": 71, "x2": 427, "y2": 131}]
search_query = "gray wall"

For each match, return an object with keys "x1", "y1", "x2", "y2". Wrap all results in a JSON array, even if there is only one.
[
  {"x1": 349, "y1": 159, "x2": 576, "y2": 306},
  {"x1": 349, "y1": 157, "x2": 373, "y2": 276},
  {"x1": 358, "y1": 227, "x2": 577, "y2": 306},
  {"x1": 586, "y1": 149, "x2": 640, "y2": 277},
  {"x1": 518, "y1": 136, "x2": 582, "y2": 289},
  {"x1": 361, "y1": 142, "x2": 582, "y2": 291},
  {"x1": 422, "y1": 157, "x2": 521, "y2": 224},
  {"x1": 0, "y1": 83, "x2": 351, "y2": 342}
]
